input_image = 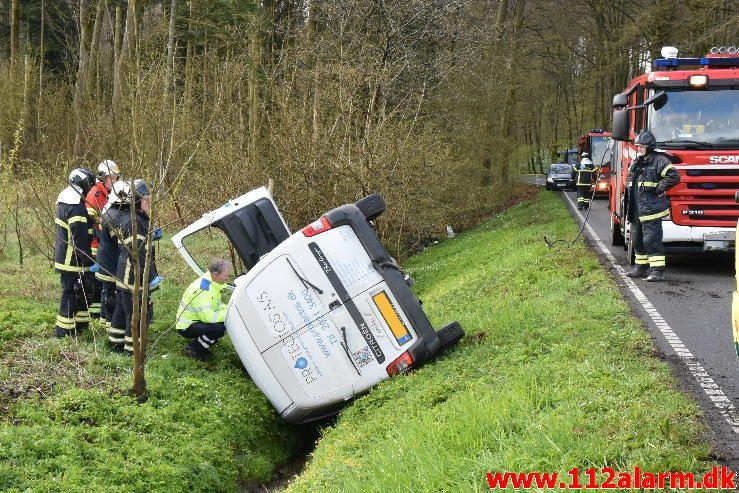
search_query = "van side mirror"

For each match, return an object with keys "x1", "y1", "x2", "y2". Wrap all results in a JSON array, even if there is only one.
[
  {"x1": 612, "y1": 94, "x2": 628, "y2": 108},
  {"x1": 612, "y1": 109, "x2": 629, "y2": 141}
]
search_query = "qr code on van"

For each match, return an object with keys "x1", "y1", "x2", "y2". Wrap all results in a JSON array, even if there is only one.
[{"x1": 352, "y1": 346, "x2": 373, "y2": 368}]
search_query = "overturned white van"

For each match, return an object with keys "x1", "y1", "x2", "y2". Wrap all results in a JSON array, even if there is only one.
[{"x1": 172, "y1": 188, "x2": 463, "y2": 423}]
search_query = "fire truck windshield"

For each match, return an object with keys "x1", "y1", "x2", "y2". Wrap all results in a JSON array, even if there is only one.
[
  {"x1": 649, "y1": 89, "x2": 739, "y2": 148},
  {"x1": 590, "y1": 136, "x2": 612, "y2": 167}
]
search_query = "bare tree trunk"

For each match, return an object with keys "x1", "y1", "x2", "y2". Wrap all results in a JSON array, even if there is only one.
[
  {"x1": 249, "y1": 26, "x2": 261, "y2": 159},
  {"x1": 478, "y1": 0, "x2": 509, "y2": 187},
  {"x1": 498, "y1": 0, "x2": 526, "y2": 185},
  {"x1": 128, "y1": 200, "x2": 145, "y2": 400},
  {"x1": 184, "y1": 0, "x2": 195, "y2": 117},
  {"x1": 113, "y1": 0, "x2": 136, "y2": 114},
  {"x1": 307, "y1": 0, "x2": 319, "y2": 42},
  {"x1": 161, "y1": 0, "x2": 184, "y2": 224},
  {"x1": 36, "y1": 0, "x2": 44, "y2": 142},
  {"x1": 114, "y1": 2, "x2": 123, "y2": 71},
  {"x1": 494, "y1": 0, "x2": 509, "y2": 42},
  {"x1": 10, "y1": 0, "x2": 19, "y2": 69},
  {"x1": 73, "y1": 0, "x2": 92, "y2": 154},
  {"x1": 87, "y1": 0, "x2": 104, "y2": 88}
]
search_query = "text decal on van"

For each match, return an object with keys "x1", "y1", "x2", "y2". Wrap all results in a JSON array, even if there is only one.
[{"x1": 309, "y1": 242, "x2": 386, "y2": 364}]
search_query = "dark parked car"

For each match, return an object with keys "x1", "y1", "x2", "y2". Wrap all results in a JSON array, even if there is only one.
[{"x1": 545, "y1": 163, "x2": 576, "y2": 191}]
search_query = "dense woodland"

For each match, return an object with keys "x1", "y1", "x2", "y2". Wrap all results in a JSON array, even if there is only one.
[{"x1": 0, "y1": 0, "x2": 737, "y2": 258}]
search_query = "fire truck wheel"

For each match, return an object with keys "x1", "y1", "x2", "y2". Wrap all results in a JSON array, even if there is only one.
[
  {"x1": 626, "y1": 223, "x2": 636, "y2": 265},
  {"x1": 610, "y1": 214, "x2": 624, "y2": 246},
  {"x1": 355, "y1": 194, "x2": 386, "y2": 221},
  {"x1": 436, "y1": 321, "x2": 464, "y2": 350}
]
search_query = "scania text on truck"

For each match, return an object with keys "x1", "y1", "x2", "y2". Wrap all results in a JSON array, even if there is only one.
[{"x1": 609, "y1": 46, "x2": 739, "y2": 259}]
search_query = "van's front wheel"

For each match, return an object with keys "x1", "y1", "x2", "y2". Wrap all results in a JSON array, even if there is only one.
[
  {"x1": 436, "y1": 321, "x2": 464, "y2": 350},
  {"x1": 355, "y1": 194, "x2": 386, "y2": 221}
]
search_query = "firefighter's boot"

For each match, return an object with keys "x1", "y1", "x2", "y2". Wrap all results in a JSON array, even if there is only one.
[
  {"x1": 646, "y1": 269, "x2": 665, "y2": 282},
  {"x1": 625, "y1": 264, "x2": 649, "y2": 278}
]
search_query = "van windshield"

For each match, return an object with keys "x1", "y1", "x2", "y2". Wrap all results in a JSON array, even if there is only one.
[{"x1": 649, "y1": 89, "x2": 739, "y2": 147}]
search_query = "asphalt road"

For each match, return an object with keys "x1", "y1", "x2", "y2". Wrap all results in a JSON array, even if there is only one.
[{"x1": 527, "y1": 175, "x2": 739, "y2": 468}]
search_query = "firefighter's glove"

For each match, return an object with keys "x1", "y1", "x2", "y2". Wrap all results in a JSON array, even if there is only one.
[
  {"x1": 149, "y1": 276, "x2": 164, "y2": 290},
  {"x1": 152, "y1": 228, "x2": 163, "y2": 241},
  {"x1": 90, "y1": 263, "x2": 100, "y2": 273}
]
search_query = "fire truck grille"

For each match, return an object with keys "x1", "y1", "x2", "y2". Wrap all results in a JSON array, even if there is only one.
[
  {"x1": 686, "y1": 182, "x2": 739, "y2": 190},
  {"x1": 685, "y1": 169, "x2": 739, "y2": 177},
  {"x1": 673, "y1": 201, "x2": 739, "y2": 226}
]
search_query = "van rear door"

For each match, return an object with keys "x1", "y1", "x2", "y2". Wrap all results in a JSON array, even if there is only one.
[
  {"x1": 260, "y1": 304, "x2": 364, "y2": 402},
  {"x1": 172, "y1": 187, "x2": 290, "y2": 277}
]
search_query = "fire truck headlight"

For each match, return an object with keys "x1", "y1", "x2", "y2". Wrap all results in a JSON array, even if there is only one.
[{"x1": 689, "y1": 75, "x2": 708, "y2": 87}]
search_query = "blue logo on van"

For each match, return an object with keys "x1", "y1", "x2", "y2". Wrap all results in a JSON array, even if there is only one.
[{"x1": 294, "y1": 357, "x2": 308, "y2": 369}]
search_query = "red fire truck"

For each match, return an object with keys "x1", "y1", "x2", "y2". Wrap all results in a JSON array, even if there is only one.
[
  {"x1": 578, "y1": 129, "x2": 613, "y2": 198},
  {"x1": 609, "y1": 46, "x2": 739, "y2": 262}
]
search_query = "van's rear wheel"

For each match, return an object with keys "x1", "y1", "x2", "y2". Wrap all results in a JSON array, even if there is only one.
[
  {"x1": 437, "y1": 321, "x2": 464, "y2": 349},
  {"x1": 355, "y1": 194, "x2": 386, "y2": 221}
]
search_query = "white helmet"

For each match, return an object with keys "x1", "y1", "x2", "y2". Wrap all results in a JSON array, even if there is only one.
[
  {"x1": 581, "y1": 152, "x2": 589, "y2": 158},
  {"x1": 581, "y1": 157, "x2": 593, "y2": 165},
  {"x1": 97, "y1": 160, "x2": 120, "y2": 178},
  {"x1": 109, "y1": 180, "x2": 131, "y2": 205}
]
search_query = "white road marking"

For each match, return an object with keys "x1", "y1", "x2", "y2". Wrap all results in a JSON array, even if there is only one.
[{"x1": 563, "y1": 193, "x2": 739, "y2": 434}]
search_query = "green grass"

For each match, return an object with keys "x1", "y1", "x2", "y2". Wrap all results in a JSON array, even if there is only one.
[
  {"x1": 285, "y1": 191, "x2": 714, "y2": 492},
  {"x1": 0, "y1": 191, "x2": 716, "y2": 492},
  {"x1": 0, "y1": 235, "x2": 300, "y2": 492}
]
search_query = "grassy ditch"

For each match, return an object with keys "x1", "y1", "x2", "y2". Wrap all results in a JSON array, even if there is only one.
[
  {"x1": 0, "y1": 190, "x2": 716, "y2": 492},
  {"x1": 285, "y1": 191, "x2": 714, "y2": 492},
  {"x1": 0, "y1": 237, "x2": 300, "y2": 492}
]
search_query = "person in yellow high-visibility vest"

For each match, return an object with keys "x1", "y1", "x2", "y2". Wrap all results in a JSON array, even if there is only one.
[{"x1": 176, "y1": 258, "x2": 233, "y2": 360}]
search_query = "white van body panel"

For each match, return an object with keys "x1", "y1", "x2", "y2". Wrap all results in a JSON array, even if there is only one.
[{"x1": 225, "y1": 224, "x2": 418, "y2": 410}]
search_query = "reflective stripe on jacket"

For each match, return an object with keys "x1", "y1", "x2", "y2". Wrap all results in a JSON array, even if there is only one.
[
  {"x1": 176, "y1": 272, "x2": 228, "y2": 331},
  {"x1": 576, "y1": 163, "x2": 594, "y2": 186},
  {"x1": 54, "y1": 195, "x2": 93, "y2": 273},
  {"x1": 115, "y1": 209, "x2": 158, "y2": 291},
  {"x1": 627, "y1": 151, "x2": 680, "y2": 222},
  {"x1": 95, "y1": 205, "x2": 128, "y2": 283}
]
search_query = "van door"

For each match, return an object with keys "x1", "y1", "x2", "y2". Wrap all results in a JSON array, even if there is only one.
[
  {"x1": 260, "y1": 304, "x2": 363, "y2": 403},
  {"x1": 172, "y1": 187, "x2": 290, "y2": 277},
  {"x1": 228, "y1": 253, "x2": 331, "y2": 352}
]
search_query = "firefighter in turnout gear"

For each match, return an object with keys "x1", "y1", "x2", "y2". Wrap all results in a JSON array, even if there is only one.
[
  {"x1": 576, "y1": 152, "x2": 595, "y2": 210},
  {"x1": 176, "y1": 259, "x2": 233, "y2": 360},
  {"x1": 54, "y1": 168, "x2": 96, "y2": 337},
  {"x1": 85, "y1": 160, "x2": 121, "y2": 320},
  {"x1": 626, "y1": 131, "x2": 680, "y2": 282},
  {"x1": 116, "y1": 180, "x2": 161, "y2": 355},
  {"x1": 98, "y1": 181, "x2": 130, "y2": 351}
]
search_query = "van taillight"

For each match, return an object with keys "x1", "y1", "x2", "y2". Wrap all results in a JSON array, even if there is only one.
[
  {"x1": 302, "y1": 217, "x2": 332, "y2": 237},
  {"x1": 386, "y1": 351, "x2": 413, "y2": 376}
]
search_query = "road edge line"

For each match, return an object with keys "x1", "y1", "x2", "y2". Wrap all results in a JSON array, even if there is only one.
[{"x1": 562, "y1": 193, "x2": 739, "y2": 434}]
